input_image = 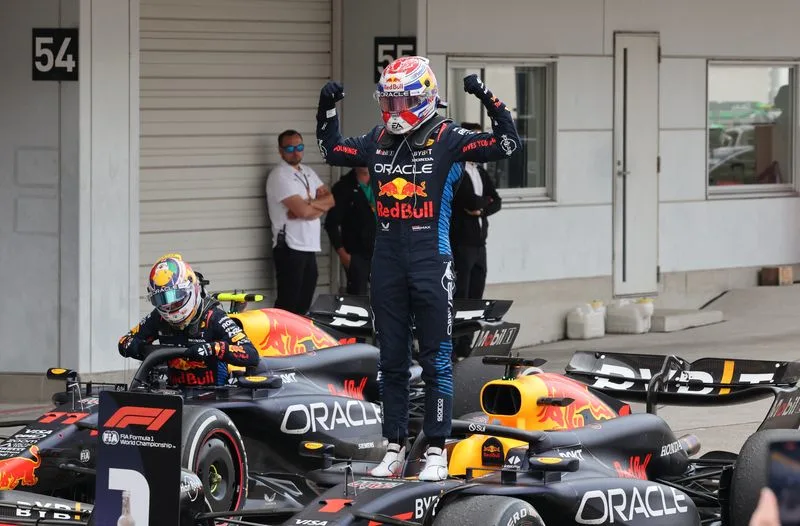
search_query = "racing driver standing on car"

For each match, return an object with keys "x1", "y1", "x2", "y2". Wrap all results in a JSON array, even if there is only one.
[
  {"x1": 118, "y1": 253, "x2": 260, "y2": 386},
  {"x1": 316, "y1": 56, "x2": 520, "y2": 481}
]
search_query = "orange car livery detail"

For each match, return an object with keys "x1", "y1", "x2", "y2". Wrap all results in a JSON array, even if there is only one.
[
  {"x1": 534, "y1": 374, "x2": 618, "y2": 430},
  {"x1": 0, "y1": 445, "x2": 41, "y2": 490},
  {"x1": 230, "y1": 309, "x2": 339, "y2": 357}
]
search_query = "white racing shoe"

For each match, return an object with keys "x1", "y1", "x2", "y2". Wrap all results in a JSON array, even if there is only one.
[
  {"x1": 370, "y1": 443, "x2": 406, "y2": 477},
  {"x1": 418, "y1": 446, "x2": 448, "y2": 481}
]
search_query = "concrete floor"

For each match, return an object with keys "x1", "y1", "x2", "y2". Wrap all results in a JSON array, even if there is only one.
[{"x1": 2, "y1": 284, "x2": 799, "y2": 456}]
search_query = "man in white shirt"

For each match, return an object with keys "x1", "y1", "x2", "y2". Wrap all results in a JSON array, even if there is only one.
[{"x1": 266, "y1": 129, "x2": 334, "y2": 314}]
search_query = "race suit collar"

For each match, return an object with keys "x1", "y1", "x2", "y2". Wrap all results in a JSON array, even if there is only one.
[{"x1": 377, "y1": 113, "x2": 451, "y2": 150}]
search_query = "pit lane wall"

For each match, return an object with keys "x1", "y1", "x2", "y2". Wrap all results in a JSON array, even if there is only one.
[
  {"x1": 406, "y1": 0, "x2": 800, "y2": 346},
  {"x1": 0, "y1": 0, "x2": 137, "y2": 388}
]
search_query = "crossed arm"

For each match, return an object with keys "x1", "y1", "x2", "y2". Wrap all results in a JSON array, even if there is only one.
[{"x1": 282, "y1": 185, "x2": 335, "y2": 220}]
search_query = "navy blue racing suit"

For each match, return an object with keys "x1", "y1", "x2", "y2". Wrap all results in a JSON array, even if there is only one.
[
  {"x1": 118, "y1": 299, "x2": 260, "y2": 386},
  {"x1": 316, "y1": 81, "x2": 521, "y2": 445}
]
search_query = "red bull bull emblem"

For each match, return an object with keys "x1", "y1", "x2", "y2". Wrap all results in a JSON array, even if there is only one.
[
  {"x1": 535, "y1": 374, "x2": 618, "y2": 430},
  {"x1": 0, "y1": 445, "x2": 41, "y2": 490},
  {"x1": 377, "y1": 178, "x2": 433, "y2": 219},
  {"x1": 169, "y1": 358, "x2": 208, "y2": 371}
]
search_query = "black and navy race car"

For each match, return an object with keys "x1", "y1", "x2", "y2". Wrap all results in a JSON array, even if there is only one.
[
  {"x1": 3, "y1": 347, "x2": 800, "y2": 526},
  {"x1": 0, "y1": 292, "x2": 520, "y2": 524}
]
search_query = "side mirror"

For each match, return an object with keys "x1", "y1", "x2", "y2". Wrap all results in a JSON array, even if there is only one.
[
  {"x1": 237, "y1": 375, "x2": 282, "y2": 389},
  {"x1": 47, "y1": 367, "x2": 78, "y2": 382},
  {"x1": 299, "y1": 441, "x2": 335, "y2": 469}
]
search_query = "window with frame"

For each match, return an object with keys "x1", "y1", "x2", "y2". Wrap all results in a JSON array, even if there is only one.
[
  {"x1": 707, "y1": 63, "x2": 796, "y2": 192},
  {"x1": 446, "y1": 61, "x2": 554, "y2": 197}
]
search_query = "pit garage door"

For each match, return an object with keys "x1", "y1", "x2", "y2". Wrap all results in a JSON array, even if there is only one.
[{"x1": 139, "y1": 0, "x2": 333, "y2": 309}]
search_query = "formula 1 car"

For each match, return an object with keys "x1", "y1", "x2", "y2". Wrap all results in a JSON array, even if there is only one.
[
  {"x1": 5, "y1": 349, "x2": 798, "y2": 526},
  {"x1": 0, "y1": 291, "x2": 519, "y2": 524},
  {"x1": 223, "y1": 352, "x2": 800, "y2": 526}
]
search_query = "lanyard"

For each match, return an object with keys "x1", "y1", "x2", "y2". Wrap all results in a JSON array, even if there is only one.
[{"x1": 292, "y1": 169, "x2": 311, "y2": 199}]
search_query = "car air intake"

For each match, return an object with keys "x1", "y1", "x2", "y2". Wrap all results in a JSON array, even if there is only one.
[{"x1": 482, "y1": 383, "x2": 522, "y2": 416}]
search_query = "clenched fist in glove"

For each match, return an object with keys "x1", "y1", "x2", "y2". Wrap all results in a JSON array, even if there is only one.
[
  {"x1": 463, "y1": 74, "x2": 492, "y2": 101},
  {"x1": 319, "y1": 81, "x2": 345, "y2": 113}
]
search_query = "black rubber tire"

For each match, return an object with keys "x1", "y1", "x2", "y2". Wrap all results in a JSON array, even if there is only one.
[
  {"x1": 180, "y1": 406, "x2": 248, "y2": 516},
  {"x1": 729, "y1": 428, "x2": 800, "y2": 526},
  {"x1": 433, "y1": 495, "x2": 544, "y2": 526},
  {"x1": 451, "y1": 356, "x2": 507, "y2": 418}
]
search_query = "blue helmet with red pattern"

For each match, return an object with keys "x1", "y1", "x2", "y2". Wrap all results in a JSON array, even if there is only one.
[{"x1": 374, "y1": 56, "x2": 439, "y2": 135}]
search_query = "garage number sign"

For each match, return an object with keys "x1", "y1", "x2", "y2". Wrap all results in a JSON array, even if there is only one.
[
  {"x1": 374, "y1": 36, "x2": 416, "y2": 82},
  {"x1": 32, "y1": 28, "x2": 79, "y2": 81}
]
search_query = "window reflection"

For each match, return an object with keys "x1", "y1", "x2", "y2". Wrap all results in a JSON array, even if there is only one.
[
  {"x1": 708, "y1": 65, "x2": 795, "y2": 187},
  {"x1": 447, "y1": 65, "x2": 549, "y2": 190}
]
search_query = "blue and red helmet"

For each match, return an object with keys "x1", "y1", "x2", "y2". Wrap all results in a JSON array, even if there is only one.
[
  {"x1": 146, "y1": 253, "x2": 202, "y2": 328},
  {"x1": 374, "y1": 56, "x2": 439, "y2": 135}
]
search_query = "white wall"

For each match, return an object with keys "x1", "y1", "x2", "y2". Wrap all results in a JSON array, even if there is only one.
[
  {"x1": 418, "y1": 0, "x2": 800, "y2": 286},
  {"x1": 78, "y1": 0, "x2": 139, "y2": 373},
  {"x1": 60, "y1": 0, "x2": 81, "y2": 373},
  {"x1": 341, "y1": 0, "x2": 417, "y2": 137}
]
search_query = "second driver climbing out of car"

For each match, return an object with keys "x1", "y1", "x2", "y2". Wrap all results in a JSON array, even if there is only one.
[
  {"x1": 316, "y1": 55, "x2": 520, "y2": 481},
  {"x1": 118, "y1": 253, "x2": 260, "y2": 386}
]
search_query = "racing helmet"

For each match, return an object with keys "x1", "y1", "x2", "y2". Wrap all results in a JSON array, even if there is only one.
[
  {"x1": 374, "y1": 56, "x2": 439, "y2": 135},
  {"x1": 146, "y1": 253, "x2": 202, "y2": 329}
]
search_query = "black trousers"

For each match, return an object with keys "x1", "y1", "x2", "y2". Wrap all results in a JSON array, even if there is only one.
[
  {"x1": 453, "y1": 245, "x2": 487, "y2": 300},
  {"x1": 273, "y1": 243, "x2": 318, "y2": 315},
  {"x1": 371, "y1": 240, "x2": 454, "y2": 444},
  {"x1": 453, "y1": 244, "x2": 487, "y2": 358},
  {"x1": 345, "y1": 253, "x2": 372, "y2": 295}
]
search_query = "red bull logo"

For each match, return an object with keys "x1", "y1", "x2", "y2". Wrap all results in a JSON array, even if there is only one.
[
  {"x1": 614, "y1": 453, "x2": 651, "y2": 479},
  {"x1": 169, "y1": 358, "x2": 208, "y2": 371},
  {"x1": 0, "y1": 446, "x2": 41, "y2": 490},
  {"x1": 534, "y1": 374, "x2": 618, "y2": 430},
  {"x1": 376, "y1": 177, "x2": 433, "y2": 219},
  {"x1": 378, "y1": 178, "x2": 428, "y2": 199},
  {"x1": 328, "y1": 377, "x2": 367, "y2": 400}
]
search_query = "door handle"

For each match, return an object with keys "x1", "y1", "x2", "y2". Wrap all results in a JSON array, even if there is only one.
[{"x1": 616, "y1": 170, "x2": 630, "y2": 177}]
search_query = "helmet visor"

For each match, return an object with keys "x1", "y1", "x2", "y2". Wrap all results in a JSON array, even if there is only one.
[
  {"x1": 377, "y1": 94, "x2": 426, "y2": 113},
  {"x1": 149, "y1": 287, "x2": 190, "y2": 311}
]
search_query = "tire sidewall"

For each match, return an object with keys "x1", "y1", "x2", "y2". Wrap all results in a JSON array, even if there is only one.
[
  {"x1": 433, "y1": 495, "x2": 544, "y2": 526},
  {"x1": 180, "y1": 406, "x2": 248, "y2": 513}
]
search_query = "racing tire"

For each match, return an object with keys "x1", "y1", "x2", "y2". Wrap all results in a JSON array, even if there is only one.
[
  {"x1": 432, "y1": 495, "x2": 545, "y2": 526},
  {"x1": 729, "y1": 428, "x2": 800, "y2": 526},
  {"x1": 180, "y1": 406, "x2": 248, "y2": 517},
  {"x1": 451, "y1": 356, "x2": 507, "y2": 418}
]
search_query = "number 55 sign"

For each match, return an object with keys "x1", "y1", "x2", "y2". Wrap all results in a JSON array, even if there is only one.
[
  {"x1": 374, "y1": 37, "x2": 416, "y2": 83},
  {"x1": 32, "y1": 28, "x2": 79, "y2": 81}
]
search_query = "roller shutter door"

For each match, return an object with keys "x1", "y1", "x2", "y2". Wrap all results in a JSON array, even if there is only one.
[{"x1": 139, "y1": 0, "x2": 332, "y2": 309}]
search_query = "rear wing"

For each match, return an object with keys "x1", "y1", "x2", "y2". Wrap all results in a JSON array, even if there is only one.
[
  {"x1": 307, "y1": 294, "x2": 513, "y2": 338},
  {"x1": 565, "y1": 350, "x2": 800, "y2": 431},
  {"x1": 307, "y1": 294, "x2": 519, "y2": 357},
  {"x1": 566, "y1": 350, "x2": 800, "y2": 402}
]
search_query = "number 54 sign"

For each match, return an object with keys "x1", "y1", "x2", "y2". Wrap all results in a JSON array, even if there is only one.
[
  {"x1": 374, "y1": 37, "x2": 416, "y2": 83},
  {"x1": 32, "y1": 28, "x2": 79, "y2": 81}
]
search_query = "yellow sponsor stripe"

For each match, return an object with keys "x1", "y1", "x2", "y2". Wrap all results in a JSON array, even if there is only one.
[{"x1": 720, "y1": 360, "x2": 735, "y2": 395}]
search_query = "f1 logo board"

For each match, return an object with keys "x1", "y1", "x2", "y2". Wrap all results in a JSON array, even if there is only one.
[{"x1": 94, "y1": 391, "x2": 183, "y2": 526}]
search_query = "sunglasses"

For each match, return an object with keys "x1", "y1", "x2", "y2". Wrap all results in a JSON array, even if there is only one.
[{"x1": 281, "y1": 144, "x2": 305, "y2": 153}]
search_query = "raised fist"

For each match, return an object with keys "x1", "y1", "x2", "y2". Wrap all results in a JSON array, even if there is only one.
[
  {"x1": 320, "y1": 81, "x2": 345, "y2": 105},
  {"x1": 463, "y1": 74, "x2": 489, "y2": 99}
]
